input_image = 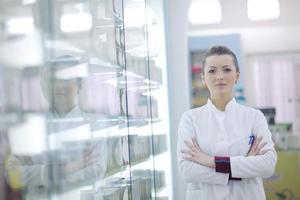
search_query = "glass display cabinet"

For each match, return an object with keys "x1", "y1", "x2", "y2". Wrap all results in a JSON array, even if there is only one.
[{"x1": 0, "y1": 0, "x2": 172, "y2": 199}]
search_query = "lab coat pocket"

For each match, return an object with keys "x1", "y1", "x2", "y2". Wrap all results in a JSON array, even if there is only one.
[{"x1": 187, "y1": 183, "x2": 204, "y2": 200}]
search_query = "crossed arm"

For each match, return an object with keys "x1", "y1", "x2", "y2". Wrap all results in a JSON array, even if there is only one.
[
  {"x1": 181, "y1": 136, "x2": 267, "y2": 169},
  {"x1": 6, "y1": 141, "x2": 107, "y2": 188},
  {"x1": 177, "y1": 111, "x2": 277, "y2": 184}
]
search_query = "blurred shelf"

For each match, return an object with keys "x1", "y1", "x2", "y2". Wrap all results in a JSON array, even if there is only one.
[
  {"x1": 127, "y1": 123, "x2": 166, "y2": 137},
  {"x1": 49, "y1": 149, "x2": 167, "y2": 197},
  {"x1": 126, "y1": 117, "x2": 160, "y2": 127},
  {"x1": 93, "y1": 17, "x2": 123, "y2": 28},
  {"x1": 47, "y1": 117, "x2": 124, "y2": 134},
  {"x1": 88, "y1": 60, "x2": 123, "y2": 75},
  {"x1": 0, "y1": 112, "x2": 24, "y2": 127},
  {"x1": 2, "y1": 110, "x2": 163, "y2": 140},
  {"x1": 104, "y1": 165, "x2": 127, "y2": 179},
  {"x1": 91, "y1": 66, "x2": 161, "y2": 91},
  {"x1": 47, "y1": 117, "x2": 163, "y2": 142},
  {"x1": 192, "y1": 97, "x2": 208, "y2": 107}
]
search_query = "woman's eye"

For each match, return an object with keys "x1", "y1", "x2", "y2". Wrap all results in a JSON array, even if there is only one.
[
  {"x1": 224, "y1": 68, "x2": 232, "y2": 72},
  {"x1": 208, "y1": 69, "x2": 215, "y2": 73}
]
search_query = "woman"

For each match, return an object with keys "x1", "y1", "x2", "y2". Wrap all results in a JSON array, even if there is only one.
[{"x1": 177, "y1": 46, "x2": 277, "y2": 200}]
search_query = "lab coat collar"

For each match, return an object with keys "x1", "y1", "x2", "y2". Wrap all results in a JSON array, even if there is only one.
[{"x1": 207, "y1": 97, "x2": 237, "y2": 114}]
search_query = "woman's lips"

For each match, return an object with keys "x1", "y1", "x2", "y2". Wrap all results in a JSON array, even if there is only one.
[{"x1": 215, "y1": 83, "x2": 226, "y2": 86}]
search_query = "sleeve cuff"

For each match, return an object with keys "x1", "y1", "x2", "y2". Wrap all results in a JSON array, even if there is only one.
[
  {"x1": 215, "y1": 156, "x2": 241, "y2": 181},
  {"x1": 215, "y1": 156, "x2": 231, "y2": 173}
]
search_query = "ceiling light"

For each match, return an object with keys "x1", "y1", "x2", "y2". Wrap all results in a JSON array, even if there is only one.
[
  {"x1": 189, "y1": 0, "x2": 222, "y2": 25},
  {"x1": 248, "y1": 0, "x2": 280, "y2": 21},
  {"x1": 6, "y1": 17, "x2": 34, "y2": 34},
  {"x1": 22, "y1": 0, "x2": 36, "y2": 5}
]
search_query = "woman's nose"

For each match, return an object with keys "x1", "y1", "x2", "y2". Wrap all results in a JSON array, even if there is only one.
[{"x1": 216, "y1": 71, "x2": 224, "y2": 79}]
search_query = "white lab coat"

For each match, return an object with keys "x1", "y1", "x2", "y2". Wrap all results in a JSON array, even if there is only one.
[
  {"x1": 177, "y1": 98, "x2": 277, "y2": 200},
  {"x1": 6, "y1": 106, "x2": 108, "y2": 200}
]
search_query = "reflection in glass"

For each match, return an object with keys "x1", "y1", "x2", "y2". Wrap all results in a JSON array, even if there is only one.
[
  {"x1": 60, "y1": 3, "x2": 92, "y2": 33},
  {"x1": 0, "y1": 0, "x2": 171, "y2": 199},
  {"x1": 5, "y1": 56, "x2": 108, "y2": 199},
  {"x1": 6, "y1": 17, "x2": 34, "y2": 35}
]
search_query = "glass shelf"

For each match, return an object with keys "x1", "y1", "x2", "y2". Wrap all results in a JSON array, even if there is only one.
[{"x1": 0, "y1": 0, "x2": 172, "y2": 199}]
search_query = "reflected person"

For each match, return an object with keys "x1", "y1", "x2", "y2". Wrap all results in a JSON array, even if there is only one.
[{"x1": 6, "y1": 55, "x2": 108, "y2": 199}]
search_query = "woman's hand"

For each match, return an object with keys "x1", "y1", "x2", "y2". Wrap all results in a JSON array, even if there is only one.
[
  {"x1": 181, "y1": 138, "x2": 215, "y2": 168},
  {"x1": 247, "y1": 136, "x2": 268, "y2": 156}
]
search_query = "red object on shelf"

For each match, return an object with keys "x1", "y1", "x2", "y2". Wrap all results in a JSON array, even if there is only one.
[{"x1": 192, "y1": 64, "x2": 202, "y2": 73}]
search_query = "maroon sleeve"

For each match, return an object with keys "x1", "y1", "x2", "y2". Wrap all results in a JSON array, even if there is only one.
[{"x1": 215, "y1": 156, "x2": 241, "y2": 181}]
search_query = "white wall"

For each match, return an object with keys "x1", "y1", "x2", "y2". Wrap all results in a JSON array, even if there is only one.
[
  {"x1": 189, "y1": 26, "x2": 300, "y2": 55},
  {"x1": 189, "y1": 0, "x2": 300, "y2": 30},
  {"x1": 189, "y1": 0, "x2": 300, "y2": 54}
]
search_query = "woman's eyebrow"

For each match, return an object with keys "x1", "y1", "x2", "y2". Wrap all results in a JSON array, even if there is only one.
[
  {"x1": 222, "y1": 65, "x2": 231, "y2": 68},
  {"x1": 207, "y1": 65, "x2": 231, "y2": 68}
]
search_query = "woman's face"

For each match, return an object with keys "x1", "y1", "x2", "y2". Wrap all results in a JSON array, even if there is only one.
[
  {"x1": 40, "y1": 67, "x2": 80, "y2": 107},
  {"x1": 203, "y1": 54, "x2": 240, "y2": 97}
]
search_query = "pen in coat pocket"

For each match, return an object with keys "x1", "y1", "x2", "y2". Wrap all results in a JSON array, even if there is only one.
[{"x1": 248, "y1": 133, "x2": 255, "y2": 145}]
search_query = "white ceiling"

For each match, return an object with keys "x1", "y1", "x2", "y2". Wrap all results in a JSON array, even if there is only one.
[{"x1": 188, "y1": 0, "x2": 300, "y2": 54}]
